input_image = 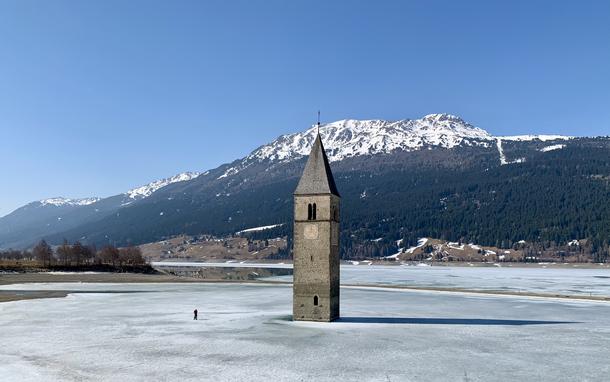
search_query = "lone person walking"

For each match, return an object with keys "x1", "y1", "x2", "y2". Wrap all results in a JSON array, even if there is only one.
[{"x1": 193, "y1": 309, "x2": 198, "y2": 320}]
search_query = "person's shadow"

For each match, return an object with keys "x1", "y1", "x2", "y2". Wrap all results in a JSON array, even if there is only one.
[{"x1": 336, "y1": 317, "x2": 577, "y2": 325}]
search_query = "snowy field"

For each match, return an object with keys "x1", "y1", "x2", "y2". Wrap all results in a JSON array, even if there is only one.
[{"x1": 0, "y1": 282, "x2": 609, "y2": 381}]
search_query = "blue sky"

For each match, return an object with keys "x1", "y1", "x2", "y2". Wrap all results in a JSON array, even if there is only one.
[{"x1": 1, "y1": 0, "x2": 609, "y2": 216}]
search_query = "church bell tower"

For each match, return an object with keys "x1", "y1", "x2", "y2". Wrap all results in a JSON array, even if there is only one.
[{"x1": 292, "y1": 126, "x2": 340, "y2": 322}]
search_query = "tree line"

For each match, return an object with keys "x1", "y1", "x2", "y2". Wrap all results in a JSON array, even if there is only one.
[{"x1": 0, "y1": 239, "x2": 146, "y2": 268}]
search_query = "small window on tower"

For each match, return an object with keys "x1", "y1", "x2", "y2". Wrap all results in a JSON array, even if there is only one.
[
  {"x1": 312, "y1": 203, "x2": 317, "y2": 220},
  {"x1": 313, "y1": 295, "x2": 319, "y2": 306},
  {"x1": 307, "y1": 204, "x2": 312, "y2": 220}
]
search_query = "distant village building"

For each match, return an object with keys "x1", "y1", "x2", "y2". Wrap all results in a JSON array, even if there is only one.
[{"x1": 292, "y1": 132, "x2": 341, "y2": 322}]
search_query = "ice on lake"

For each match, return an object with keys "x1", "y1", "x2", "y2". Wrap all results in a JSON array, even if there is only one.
[
  {"x1": 1, "y1": 280, "x2": 609, "y2": 381},
  {"x1": 153, "y1": 263, "x2": 610, "y2": 297},
  {"x1": 269, "y1": 264, "x2": 610, "y2": 297}
]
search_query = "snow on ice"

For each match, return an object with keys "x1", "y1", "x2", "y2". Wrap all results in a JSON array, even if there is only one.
[{"x1": 0, "y1": 278, "x2": 609, "y2": 381}]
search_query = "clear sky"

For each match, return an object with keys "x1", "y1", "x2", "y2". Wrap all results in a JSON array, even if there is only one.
[{"x1": 1, "y1": 0, "x2": 609, "y2": 216}]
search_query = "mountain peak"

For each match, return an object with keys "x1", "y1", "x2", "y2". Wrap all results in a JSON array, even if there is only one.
[
  {"x1": 422, "y1": 113, "x2": 466, "y2": 123},
  {"x1": 246, "y1": 114, "x2": 491, "y2": 165}
]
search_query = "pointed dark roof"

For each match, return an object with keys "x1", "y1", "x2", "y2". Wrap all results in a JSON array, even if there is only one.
[{"x1": 294, "y1": 134, "x2": 340, "y2": 197}]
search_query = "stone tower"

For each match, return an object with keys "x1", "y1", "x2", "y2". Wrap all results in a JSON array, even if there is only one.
[{"x1": 293, "y1": 133, "x2": 340, "y2": 322}]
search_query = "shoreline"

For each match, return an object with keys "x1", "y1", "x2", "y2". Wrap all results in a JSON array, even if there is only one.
[
  {"x1": 0, "y1": 290, "x2": 69, "y2": 303},
  {"x1": 151, "y1": 260, "x2": 610, "y2": 269}
]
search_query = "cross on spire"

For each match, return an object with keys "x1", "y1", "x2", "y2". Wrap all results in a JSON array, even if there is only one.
[{"x1": 317, "y1": 110, "x2": 320, "y2": 135}]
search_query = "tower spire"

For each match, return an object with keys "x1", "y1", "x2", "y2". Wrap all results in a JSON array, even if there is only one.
[{"x1": 294, "y1": 132, "x2": 340, "y2": 197}]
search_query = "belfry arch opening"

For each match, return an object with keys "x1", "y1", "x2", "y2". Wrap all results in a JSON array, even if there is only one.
[
  {"x1": 307, "y1": 203, "x2": 317, "y2": 220},
  {"x1": 313, "y1": 295, "x2": 319, "y2": 306}
]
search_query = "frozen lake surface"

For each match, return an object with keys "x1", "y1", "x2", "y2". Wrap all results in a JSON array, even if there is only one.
[
  {"x1": 248, "y1": 264, "x2": 610, "y2": 297},
  {"x1": 338, "y1": 265, "x2": 610, "y2": 297},
  {"x1": 0, "y1": 282, "x2": 609, "y2": 381},
  {"x1": 151, "y1": 263, "x2": 610, "y2": 297}
]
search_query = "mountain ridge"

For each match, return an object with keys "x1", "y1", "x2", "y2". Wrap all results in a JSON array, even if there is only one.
[
  {"x1": 7, "y1": 113, "x2": 574, "y2": 215},
  {"x1": 0, "y1": 114, "x2": 601, "y2": 252}
]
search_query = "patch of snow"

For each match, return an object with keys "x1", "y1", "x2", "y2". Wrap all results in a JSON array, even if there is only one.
[
  {"x1": 496, "y1": 139, "x2": 508, "y2": 165},
  {"x1": 384, "y1": 253, "x2": 401, "y2": 260},
  {"x1": 39, "y1": 197, "x2": 101, "y2": 207},
  {"x1": 496, "y1": 139, "x2": 526, "y2": 165},
  {"x1": 447, "y1": 242, "x2": 465, "y2": 251},
  {"x1": 568, "y1": 240, "x2": 580, "y2": 246},
  {"x1": 218, "y1": 167, "x2": 238, "y2": 179},
  {"x1": 236, "y1": 224, "x2": 284, "y2": 234},
  {"x1": 498, "y1": 135, "x2": 573, "y2": 142},
  {"x1": 127, "y1": 172, "x2": 200, "y2": 199},
  {"x1": 406, "y1": 238, "x2": 429, "y2": 254},
  {"x1": 540, "y1": 144, "x2": 566, "y2": 152}
]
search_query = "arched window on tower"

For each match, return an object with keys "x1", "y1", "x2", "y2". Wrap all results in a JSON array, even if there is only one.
[
  {"x1": 313, "y1": 295, "x2": 319, "y2": 306},
  {"x1": 307, "y1": 204, "x2": 312, "y2": 220},
  {"x1": 312, "y1": 203, "x2": 317, "y2": 220}
]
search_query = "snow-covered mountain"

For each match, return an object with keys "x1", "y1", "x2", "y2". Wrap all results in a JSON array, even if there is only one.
[
  {"x1": 0, "y1": 113, "x2": 586, "y2": 250},
  {"x1": 27, "y1": 172, "x2": 201, "y2": 209},
  {"x1": 126, "y1": 172, "x2": 201, "y2": 199},
  {"x1": 251, "y1": 114, "x2": 492, "y2": 163},
  {"x1": 219, "y1": 113, "x2": 572, "y2": 178},
  {"x1": 0, "y1": 172, "x2": 202, "y2": 249},
  {"x1": 39, "y1": 197, "x2": 101, "y2": 207},
  {"x1": 31, "y1": 114, "x2": 573, "y2": 204}
]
